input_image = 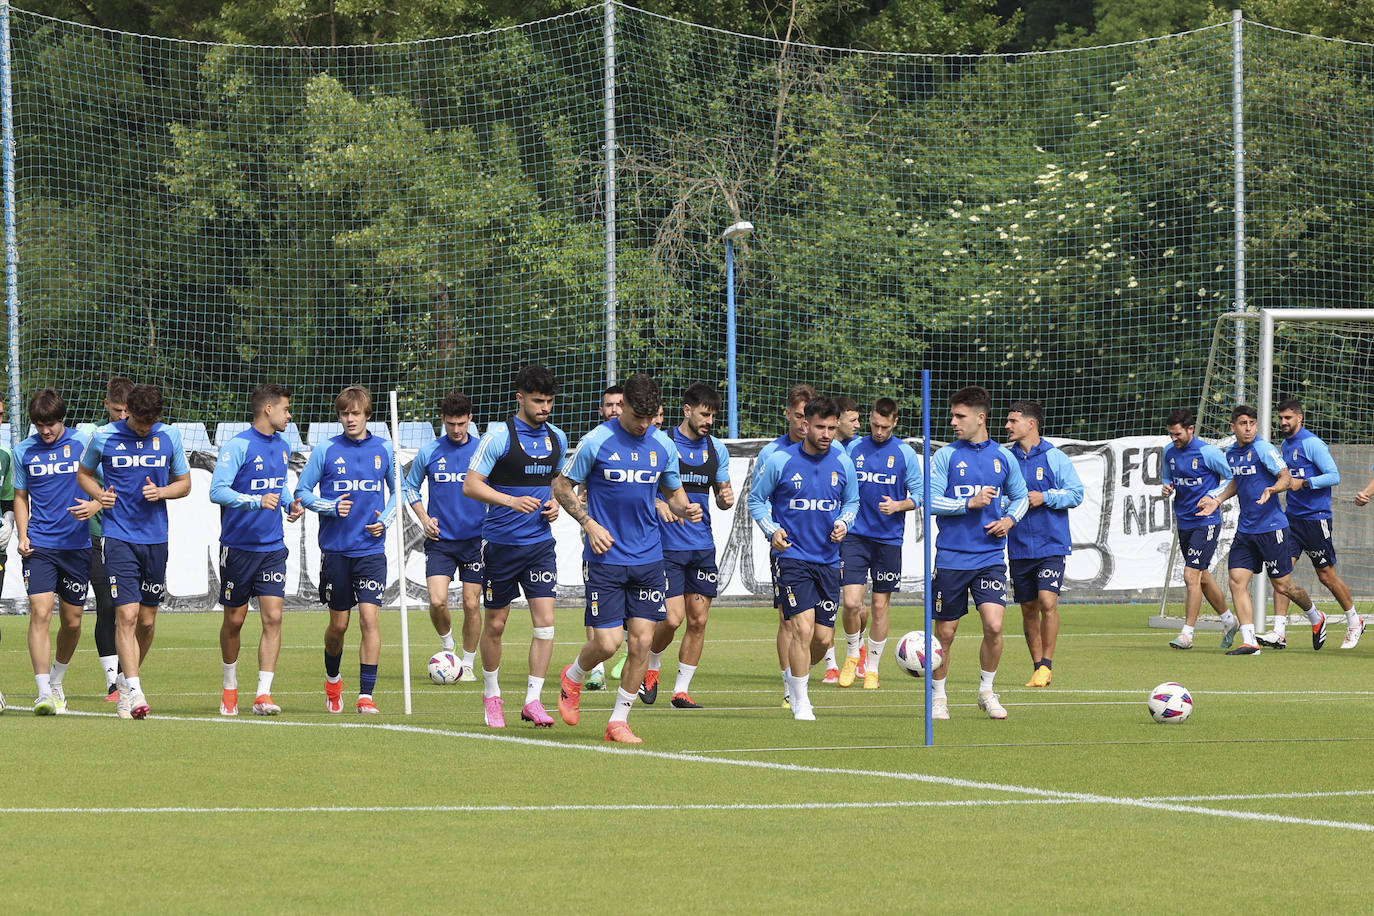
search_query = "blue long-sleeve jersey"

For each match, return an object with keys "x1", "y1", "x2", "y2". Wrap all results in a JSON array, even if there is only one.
[
  {"x1": 660, "y1": 427, "x2": 730, "y2": 553},
  {"x1": 928, "y1": 438, "x2": 1028, "y2": 570},
  {"x1": 1163, "y1": 437, "x2": 1231, "y2": 529},
  {"x1": 1225, "y1": 437, "x2": 1288, "y2": 535},
  {"x1": 1005, "y1": 439, "x2": 1083, "y2": 560},
  {"x1": 14, "y1": 428, "x2": 91, "y2": 550},
  {"x1": 80, "y1": 420, "x2": 190, "y2": 545},
  {"x1": 211, "y1": 427, "x2": 293, "y2": 551},
  {"x1": 846, "y1": 435, "x2": 922, "y2": 545},
  {"x1": 295, "y1": 432, "x2": 397, "y2": 556},
  {"x1": 748, "y1": 441, "x2": 859, "y2": 565},
  {"x1": 403, "y1": 433, "x2": 486, "y2": 540},
  {"x1": 560, "y1": 418, "x2": 682, "y2": 566},
  {"x1": 1282, "y1": 428, "x2": 1339, "y2": 520}
]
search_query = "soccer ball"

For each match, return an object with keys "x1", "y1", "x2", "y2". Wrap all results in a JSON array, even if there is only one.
[
  {"x1": 893, "y1": 630, "x2": 944, "y2": 678},
  {"x1": 1147, "y1": 681, "x2": 1193, "y2": 723},
  {"x1": 427, "y1": 651, "x2": 461, "y2": 685}
]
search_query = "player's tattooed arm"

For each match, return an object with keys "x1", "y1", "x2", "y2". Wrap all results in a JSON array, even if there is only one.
[{"x1": 552, "y1": 474, "x2": 590, "y2": 525}]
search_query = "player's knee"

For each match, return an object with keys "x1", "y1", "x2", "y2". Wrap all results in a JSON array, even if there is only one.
[{"x1": 531, "y1": 624, "x2": 554, "y2": 642}]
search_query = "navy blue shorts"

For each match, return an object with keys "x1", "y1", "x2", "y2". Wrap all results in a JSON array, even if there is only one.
[
  {"x1": 1009, "y1": 556, "x2": 1065, "y2": 604},
  {"x1": 220, "y1": 545, "x2": 288, "y2": 606},
  {"x1": 102, "y1": 538, "x2": 168, "y2": 608},
  {"x1": 1287, "y1": 517, "x2": 1336, "y2": 570},
  {"x1": 1178, "y1": 525, "x2": 1221, "y2": 570},
  {"x1": 1229, "y1": 529, "x2": 1294, "y2": 578},
  {"x1": 319, "y1": 552, "x2": 386, "y2": 611},
  {"x1": 425, "y1": 537, "x2": 485, "y2": 584},
  {"x1": 840, "y1": 534, "x2": 902, "y2": 592},
  {"x1": 663, "y1": 548, "x2": 718, "y2": 599},
  {"x1": 23, "y1": 547, "x2": 91, "y2": 606},
  {"x1": 772, "y1": 557, "x2": 840, "y2": 628},
  {"x1": 584, "y1": 561, "x2": 667, "y2": 628},
  {"x1": 933, "y1": 565, "x2": 1007, "y2": 621},
  {"x1": 482, "y1": 539, "x2": 557, "y2": 609}
]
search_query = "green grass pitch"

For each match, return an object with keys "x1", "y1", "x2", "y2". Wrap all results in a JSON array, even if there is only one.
[{"x1": 3, "y1": 602, "x2": 1373, "y2": 913}]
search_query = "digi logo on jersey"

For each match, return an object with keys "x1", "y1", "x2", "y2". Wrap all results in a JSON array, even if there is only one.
[
  {"x1": 432, "y1": 471, "x2": 466, "y2": 483},
  {"x1": 603, "y1": 468, "x2": 661, "y2": 484},
  {"x1": 1232, "y1": 464, "x2": 1259, "y2": 476},
  {"x1": 26, "y1": 460, "x2": 79, "y2": 477},
  {"x1": 111, "y1": 454, "x2": 169, "y2": 469},
  {"x1": 788, "y1": 498, "x2": 839, "y2": 511},
  {"x1": 953, "y1": 484, "x2": 1000, "y2": 500},
  {"x1": 857, "y1": 471, "x2": 897, "y2": 486},
  {"x1": 333, "y1": 479, "x2": 384, "y2": 492},
  {"x1": 250, "y1": 477, "x2": 286, "y2": 491},
  {"x1": 1172, "y1": 476, "x2": 1206, "y2": 487}
]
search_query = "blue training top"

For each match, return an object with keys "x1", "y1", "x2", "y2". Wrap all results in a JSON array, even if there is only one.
[
  {"x1": 928, "y1": 437, "x2": 1028, "y2": 570},
  {"x1": 295, "y1": 432, "x2": 397, "y2": 556},
  {"x1": 14, "y1": 427, "x2": 91, "y2": 551},
  {"x1": 1225, "y1": 436, "x2": 1288, "y2": 535},
  {"x1": 1163, "y1": 437, "x2": 1231, "y2": 529},
  {"x1": 846, "y1": 434, "x2": 923, "y2": 545},
  {"x1": 403, "y1": 433, "x2": 486, "y2": 541},
  {"x1": 1005, "y1": 439, "x2": 1083, "y2": 561},
  {"x1": 660, "y1": 426, "x2": 730, "y2": 553},
  {"x1": 80, "y1": 420, "x2": 190, "y2": 545},
  {"x1": 1282, "y1": 427, "x2": 1340, "y2": 521},
  {"x1": 468, "y1": 416, "x2": 567, "y2": 547},
  {"x1": 210, "y1": 426, "x2": 293, "y2": 552},
  {"x1": 748, "y1": 440, "x2": 859, "y2": 565}
]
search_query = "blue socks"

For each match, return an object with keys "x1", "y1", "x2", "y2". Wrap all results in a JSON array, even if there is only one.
[{"x1": 360, "y1": 663, "x2": 378, "y2": 697}]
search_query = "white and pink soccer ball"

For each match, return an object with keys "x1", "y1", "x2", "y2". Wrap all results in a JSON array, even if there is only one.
[
  {"x1": 1147, "y1": 681, "x2": 1193, "y2": 723},
  {"x1": 427, "y1": 651, "x2": 462, "y2": 685},
  {"x1": 893, "y1": 630, "x2": 944, "y2": 678}
]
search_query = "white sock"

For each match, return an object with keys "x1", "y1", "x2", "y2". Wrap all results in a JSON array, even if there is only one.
[
  {"x1": 100, "y1": 654, "x2": 119, "y2": 687},
  {"x1": 1180, "y1": 624, "x2": 1196, "y2": 638},
  {"x1": 525, "y1": 676, "x2": 544, "y2": 706},
  {"x1": 461, "y1": 649, "x2": 476, "y2": 671},
  {"x1": 1346, "y1": 607, "x2": 1359, "y2": 626},
  {"x1": 127, "y1": 675, "x2": 143, "y2": 694},
  {"x1": 567, "y1": 658, "x2": 588, "y2": 684},
  {"x1": 979, "y1": 668, "x2": 997, "y2": 694},
  {"x1": 483, "y1": 667, "x2": 501, "y2": 698},
  {"x1": 780, "y1": 667, "x2": 791, "y2": 701},
  {"x1": 648, "y1": 650, "x2": 662, "y2": 673},
  {"x1": 1273, "y1": 614, "x2": 1288, "y2": 637},
  {"x1": 591, "y1": 661, "x2": 605, "y2": 676},
  {"x1": 51, "y1": 660, "x2": 69, "y2": 688},
  {"x1": 823, "y1": 647, "x2": 837, "y2": 669},
  {"x1": 325, "y1": 673, "x2": 342, "y2": 685},
  {"x1": 1240, "y1": 623, "x2": 1256, "y2": 644},
  {"x1": 867, "y1": 637, "x2": 887, "y2": 674},
  {"x1": 932, "y1": 677, "x2": 947, "y2": 700},
  {"x1": 257, "y1": 670, "x2": 274, "y2": 696},
  {"x1": 673, "y1": 662, "x2": 697, "y2": 696},
  {"x1": 222, "y1": 661, "x2": 238, "y2": 690},
  {"x1": 1219, "y1": 610, "x2": 1238, "y2": 631},
  {"x1": 787, "y1": 671, "x2": 811, "y2": 712},
  {"x1": 610, "y1": 687, "x2": 635, "y2": 723},
  {"x1": 439, "y1": 629, "x2": 455, "y2": 652},
  {"x1": 35, "y1": 672, "x2": 51, "y2": 698},
  {"x1": 1303, "y1": 603, "x2": 1323, "y2": 626},
  {"x1": 844, "y1": 629, "x2": 862, "y2": 657}
]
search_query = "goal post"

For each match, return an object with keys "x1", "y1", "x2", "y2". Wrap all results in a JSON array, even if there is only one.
[{"x1": 1154, "y1": 308, "x2": 1374, "y2": 634}]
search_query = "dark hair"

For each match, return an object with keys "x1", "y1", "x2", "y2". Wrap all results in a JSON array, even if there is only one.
[
  {"x1": 872, "y1": 397, "x2": 899, "y2": 418},
  {"x1": 1276, "y1": 397, "x2": 1303, "y2": 415},
  {"x1": 804, "y1": 396, "x2": 839, "y2": 421},
  {"x1": 106, "y1": 376, "x2": 135, "y2": 405},
  {"x1": 950, "y1": 385, "x2": 991, "y2": 416},
  {"x1": 786, "y1": 383, "x2": 817, "y2": 408},
  {"x1": 28, "y1": 388, "x2": 67, "y2": 425},
  {"x1": 1165, "y1": 407, "x2": 1194, "y2": 429},
  {"x1": 251, "y1": 383, "x2": 291, "y2": 417},
  {"x1": 683, "y1": 381, "x2": 722, "y2": 412},
  {"x1": 1231, "y1": 404, "x2": 1258, "y2": 422},
  {"x1": 602, "y1": 384, "x2": 623, "y2": 399},
  {"x1": 1008, "y1": 399, "x2": 1044, "y2": 429},
  {"x1": 440, "y1": 390, "x2": 472, "y2": 418},
  {"x1": 126, "y1": 384, "x2": 164, "y2": 424},
  {"x1": 623, "y1": 373, "x2": 661, "y2": 419},
  {"x1": 516, "y1": 364, "x2": 560, "y2": 396},
  {"x1": 335, "y1": 385, "x2": 373, "y2": 419},
  {"x1": 835, "y1": 395, "x2": 859, "y2": 415}
]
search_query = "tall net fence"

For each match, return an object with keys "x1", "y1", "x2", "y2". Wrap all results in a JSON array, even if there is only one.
[{"x1": 5, "y1": 6, "x2": 1374, "y2": 441}]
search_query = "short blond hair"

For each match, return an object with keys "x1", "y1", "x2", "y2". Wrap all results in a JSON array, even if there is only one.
[{"x1": 335, "y1": 385, "x2": 373, "y2": 419}]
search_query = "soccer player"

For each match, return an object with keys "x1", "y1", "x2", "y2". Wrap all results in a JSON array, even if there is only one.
[
  {"x1": 748, "y1": 396, "x2": 859, "y2": 721},
  {"x1": 1263, "y1": 399, "x2": 1362, "y2": 649},
  {"x1": 587, "y1": 383, "x2": 623, "y2": 690},
  {"x1": 1004, "y1": 400, "x2": 1084, "y2": 686},
  {"x1": 211, "y1": 383, "x2": 304, "y2": 716},
  {"x1": 79, "y1": 375, "x2": 134, "y2": 700},
  {"x1": 927, "y1": 386, "x2": 1028, "y2": 720},
  {"x1": 1161, "y1": 408, "x2": 1237, "y2": 650},
  {"x1": 403, "y1": 391, "x2": 486, "y2": 680},
  {"x1": 642, "y1": 382, "x2": 733, "y2": 709},
  {"x1": 838, "y1": 398, "x2": 922, "y2": 690},
  {"x1": 77, "y1": 383, "x2": 192, "y2": 719},
  {"x1": 1212, "y1": 405, "x2": 1325, "y2": 655},
  {"x1": 295, "y1": 386, "x2": 397, "y2": 713},
  {"x1": 834, "y1": 396, "x2": 861, "y2": 449},
  {"x1": 463, "y1": 365, "x2": 567, "y2": 728},
  {"x1": 15, "y1": 389, "x2": 91, "y2": 714}
]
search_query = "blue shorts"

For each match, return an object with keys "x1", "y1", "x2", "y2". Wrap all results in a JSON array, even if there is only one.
[
  {"x1": 425, "y1": 537, "x2": 485, "y2": 584},
  {"x1": 1229, "y1": 529, "x2": 1294, "y2": 579},
  {"x1": 584, "y1": 561, "x2": 667, "y2": 628},
  {"x1": 933, "y1": 565, "x2": 1007, "y2": 621},
  {"x1": 663, "y1": 549, "x2": 718, "y2": 599},
  {"x1": 102, "y1": 538, "x2": 168, "y2": 608},
  {"x1": 772, "y1": 557, "x2": 840, "y2": 628},
  {"x1": 840, "y1": 534, "x2": 902, "y2": 592},
  {"x1": 220, "y1": 546, "x2": 288, "y2": 606},
  {"x1": 482, "y1": 539, "x2": 557, "y2": 609},
  {"x1": 1009, "y1": 556, "x2": 1065, "y2": 604},
  {"x1": 1287, "y1": 517, "x2": 1336, "y2": 570},
  {"x1": 319, "y1": 552, "x2": 386, "y2": 611},
  {"x1": 1178, "y1": 525, "x2": 1221, "y2": 570},
  {"x1": 23, "y1": 547, "x2": 92, "y2": 606}
]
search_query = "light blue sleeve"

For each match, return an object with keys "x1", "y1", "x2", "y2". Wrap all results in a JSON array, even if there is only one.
[
  {"x1": 654, "y1": 429, "x2": 682, "y2": 491},
  {"x1": 468, "y1": 425, "x2": 511, "y2": 477},
  {"x1": 80, "y1": 424, "x2": 113, "y2": 471},
  {"x1": 294, "y1": 443, "x2": 338, "y2": 515},
  {"x1": 549, "y1": 423, "x2": 570, "y2": 456},
  {"x1": 748, "y1": 450, "x2": 786, "y2": 537},
  {"x1": 1200, "y1": 443, "x2": 1233, "y2": 497},
  {"x1": 1043, "y1": 448, "x2": 1085, "y2": 510},
  {"x1": 1001, "y1": 447, "x2": 1030, "y2": 522},
  {"x1": 403, "y1": 440, "x2": 435, "y2": 507},
  {"x1": 1257, "y1": 440, "x2": 1287, "y2": 477},
  {"x1": 928, "y1": 447, "x2": 965, "y2": 516},
  {"x1": 837, "y1": 452, "x2": 859, "y2": 530},
  {"x1": 1161, "y1": 447, "x2": 1174, "y2": 486},
  {"x1": 1303, "y1": 437, "x2": 1340, "y2": 489},
  {"x1": 898, "y1": 441, "x2": 924, "y2": 509},
  {"x1": 209, "y1": 437, "x2": 259, "y2": 509},
  {"x1": 378, "y1": 440, "x2": 398, "y2": 526},
  {"x1": 11, "y1": 438, "x2": 32, "y2": 490},
  {"x1": 560, "y1": 425, "x2": 612, "y2": 484},
  {"x1": 166, "y1": 426, "x2": 191, "y2": 476},
  {"x1": 712, "y1": 438, "x2": 731, "y2": 483}
]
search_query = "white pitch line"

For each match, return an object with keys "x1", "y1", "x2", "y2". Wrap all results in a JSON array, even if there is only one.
[
  {"x1": 1144, "y1": 790, "x2": 1374, "y2": 803},
  {"x1": 56, "y1": 712, "x2": 1374, "y2": 834}
]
